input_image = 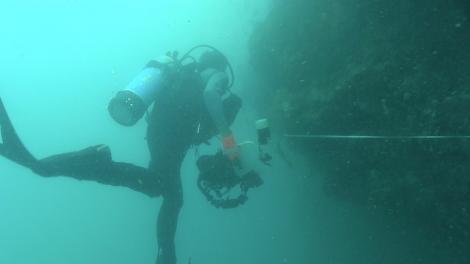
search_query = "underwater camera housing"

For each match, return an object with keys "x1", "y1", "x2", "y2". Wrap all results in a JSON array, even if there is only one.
[
  {"x1": 196, "y1": 151, "x2": 264, "y2": 209},
  {"x1": 196, "y1": 119, "x2": 272, "y2": 209},
  {"x1": 108, "y1": 56, "x2": 176, "y2": 126}
]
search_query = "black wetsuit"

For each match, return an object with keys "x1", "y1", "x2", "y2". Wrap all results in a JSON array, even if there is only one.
[
  {"x1": 0, "y1": 64, "x2": 241, "y2": 264},
  {"x1": 146, "y1": 64, "x2": 208, "y2": 264}
]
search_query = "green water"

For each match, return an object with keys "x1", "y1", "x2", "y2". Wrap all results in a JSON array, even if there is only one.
[{"x1": 1, "y1": 1, "x2": 465, "y2": 264}]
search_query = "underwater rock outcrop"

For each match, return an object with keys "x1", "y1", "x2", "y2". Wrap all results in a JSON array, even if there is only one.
[{"x1": 250, "y1": 0, "x2": 470, "y2": 260}]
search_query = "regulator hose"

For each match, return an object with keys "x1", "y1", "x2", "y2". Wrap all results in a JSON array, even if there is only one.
[{"x1": 179, "y1": 44, "x2": 235, "y2": 88}]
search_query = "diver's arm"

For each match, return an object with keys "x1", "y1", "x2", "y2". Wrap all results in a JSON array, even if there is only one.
[
  {"x1": 203, "y1": 71, "x2": 231, "y2": 136},
  {"x1": 203, "y1": 72, "x2": 240, "y2": 160}
]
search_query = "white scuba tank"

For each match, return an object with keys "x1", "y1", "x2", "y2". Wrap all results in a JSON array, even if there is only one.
[{"x1": 108, "y1": 55, "x2": 176, "y2": 126}]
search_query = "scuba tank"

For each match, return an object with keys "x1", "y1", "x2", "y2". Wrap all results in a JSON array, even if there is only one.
[
  {"x1": 108, "y1": 45, "x2": 235, "y2": 127},
  {"x1": 108, "y1": 56, "x2": 176, "y2": 126}
]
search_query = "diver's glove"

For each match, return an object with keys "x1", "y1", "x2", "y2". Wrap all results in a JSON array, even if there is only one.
[{"x1": 222, "y1": 133, "x2": 240, "y2": 161}]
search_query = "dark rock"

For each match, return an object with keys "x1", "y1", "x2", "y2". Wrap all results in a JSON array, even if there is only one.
[{"x1": 250, "y1": 0, "x2": 470, "y2": 261}]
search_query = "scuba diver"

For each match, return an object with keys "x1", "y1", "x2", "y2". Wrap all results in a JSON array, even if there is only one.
[{"x1": 0, "y1": 45, "x2": 265, "y2": 264}]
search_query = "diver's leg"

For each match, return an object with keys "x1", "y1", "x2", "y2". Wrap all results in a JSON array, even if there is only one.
[
  {"x1": 142, "y1": 87, "x2": 200, "y2": 263},
  {"x1": 34, "y1": 145, "x2": 161, "y2": 197},
  {"x1": 0, "y1": 98, "x2": 37, "y2": 168},
  {"x1": 0, "y1": 98, "x2": 160, "y2": 197},
  {"x1": 157, "y1": 166, "x2": 183, "y2": 264},
  {"x1": 148, "y1": 141, "x2": 187, "y2": 264},
  {"x1": 33, "y1": 144, "x2": 111, "y2": 177},
  {"x1": 155, "y1": 163, "x2": 184, "y2": 264}
]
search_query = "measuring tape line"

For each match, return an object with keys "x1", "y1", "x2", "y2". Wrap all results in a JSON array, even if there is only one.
[{"x1": 284, "y1": 134, "x2": 470, "y2": 140}]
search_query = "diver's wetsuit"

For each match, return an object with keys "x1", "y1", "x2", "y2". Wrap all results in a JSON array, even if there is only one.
[
  {"x1": 0, "y1": 64, "x2": 241, "y2": 264},
  {"x1": 147, "y1": 65, "x2": 207, "y2": 264},
  {"x1": 150, "y1": 64, "x2": 242, "y2": 263}
]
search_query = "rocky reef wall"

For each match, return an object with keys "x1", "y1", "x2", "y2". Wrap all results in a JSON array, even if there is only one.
[{"x1": 250, "y1": 0, "x2": 470, "y2": 260}]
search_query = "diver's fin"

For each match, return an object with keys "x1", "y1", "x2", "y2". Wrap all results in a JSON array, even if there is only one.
[
  {"x1": 35, "y1": 145, "x2": 112, "y2": 177},
  {"x1": 0, "y1": 98, "x2": 38, "y2": 168}
]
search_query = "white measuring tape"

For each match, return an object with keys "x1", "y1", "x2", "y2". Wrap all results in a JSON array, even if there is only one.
[{"x1": 285, "y1": 134, "x2": 470, "y2": 140}]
